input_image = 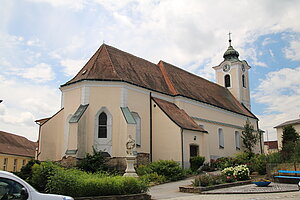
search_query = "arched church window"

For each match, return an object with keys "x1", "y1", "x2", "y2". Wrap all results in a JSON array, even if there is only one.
[
  {"x1": 242, "y1": 74, "x2": 246, "y2": 88},
  {"x1": 98, "y1": 112, "x2": 107, "y2": 138},
  {"x1": 224, "y1": 74, "x2": 231, "y2": 88}
]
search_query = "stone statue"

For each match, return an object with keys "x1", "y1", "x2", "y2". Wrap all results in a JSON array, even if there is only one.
[{"x1": 126, "y1": 135, "x2": 135, "y2": 155}]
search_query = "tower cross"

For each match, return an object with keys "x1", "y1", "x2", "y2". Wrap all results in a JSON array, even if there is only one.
[{"x1": 228, "y1": 32, "x2": 232, "y2": 46}]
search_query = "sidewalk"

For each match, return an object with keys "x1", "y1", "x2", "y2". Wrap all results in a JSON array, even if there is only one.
[
  {"x1": 149, "y1": 176, "x2": 299, "y2": 199},
  {"x1": 149, "y1": 177, "x2": 197, "y2": 199}
]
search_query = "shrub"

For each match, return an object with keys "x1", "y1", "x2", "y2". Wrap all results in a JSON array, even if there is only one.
[
  {"x1": 139, "y1": 173, "x2": 166, "y2": 185},
  {"x1": 221, "y1": 167, "x2": 235, "y2": 177},
  {"x1": 77, "y1": 148, "x2": 108, "y2": 173},
  {"x1": 137, "y1": 160, "x2": 185, "y2": 181},
  {"x1": 190, "y1": 156, "x2": 205, "y2": 172},
  {"x1": 250, "y1": 154, "x2": 267, "y2": 175},
  {"x1": 233, "y1": 165, "x2": 250, "y2": 181},
  {"x1": 192, "y1": 174, "x2": 212, "y2": 187},
  {"x1": 30, "y1": 162, "x2": 62, "y2": 192},
  {"x1": 192, "y1": 174, "x2": 225, "y2": 187},
  {"x1": 15, "y1": 159, "x2": 40, "y2": 181},
  {"x1": 46, "y1": 169, "x2": 148, "y2": 197},
  {"x1": 214, "y1": 157, "x2": 236, "y2": 170},
  {"x1": 267, "y1": 152, "x2": 282, "y2": 163}
]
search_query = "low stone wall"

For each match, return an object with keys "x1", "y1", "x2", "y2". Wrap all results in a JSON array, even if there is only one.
[
  {"x1": 74, "y1": 193, "x2": 151, "y2": 200},
  {"x1": 179, "y1": 180, "x2": 252, "y2": 193}
]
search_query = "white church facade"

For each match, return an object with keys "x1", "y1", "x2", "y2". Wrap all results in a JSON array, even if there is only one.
[{"x1": 37, "y1": 40, "x2": 262, "y2": 168}]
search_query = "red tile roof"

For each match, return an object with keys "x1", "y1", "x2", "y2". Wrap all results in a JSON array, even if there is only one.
[
  {"x1": 152, "y1": 97, "x2": 207, "y2": 132},
  {"x1": 0, "y1": 131, "x2": 37, "y2": 157},
  {"x1": 264, "y1": 141, "x2": 278, "y2": 149},
  {"x1": 62, "y1": 44, "x2": 256, "y2": 119}
]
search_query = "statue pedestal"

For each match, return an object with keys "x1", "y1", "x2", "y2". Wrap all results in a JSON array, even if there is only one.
[{"x1": 123, "y1": 155, "x2": 138, "y2": 177}]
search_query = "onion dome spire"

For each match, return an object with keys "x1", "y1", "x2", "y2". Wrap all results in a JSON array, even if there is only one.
[{"x1": 223, "y1": 32, "x2": 239, "y2": 61}]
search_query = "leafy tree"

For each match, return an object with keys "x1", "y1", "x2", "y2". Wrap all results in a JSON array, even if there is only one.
[
  {"x1": 281, "y1": 125, "x2": 300, "y2": 161},
  {"x1": 241, "y1": 120, "x2": 258, "y2": 155}
]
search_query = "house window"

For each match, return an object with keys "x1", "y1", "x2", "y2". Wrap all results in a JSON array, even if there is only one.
[
  {"x1": 224, "y1": 74, "x2": 231, "y2": 88},
  {"x1": 98, "y1": 112, "x2": 107, "y2": 138},
  {"x1": 242, "y1": 75, "x2": 246, "y2": 88},
  {"x1": 190, "y1": 145, "x2": 199, "y2": 158},
  {"x1": 3, "y1": 158, "x2": 8, "y2": 171},
  {"x1": 218, "y1": 128, "x2": 224, "y2": 149},
  {"x1": 235, "y1": 131, "x2": 240, "y2": 150},
  {"x1": 22, "y1": 160, "x2": 26, "y2": 166},
  {"x1": 13, "y1": 159, "x2": 17, "y2": 172},
  {"x1": 132, "y1": 112, "x2": 141, "y2": 147}
]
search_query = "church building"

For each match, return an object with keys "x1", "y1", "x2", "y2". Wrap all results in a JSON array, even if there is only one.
[{"x1": 37, "y1": 39, "x2": 261, "y2": 168}]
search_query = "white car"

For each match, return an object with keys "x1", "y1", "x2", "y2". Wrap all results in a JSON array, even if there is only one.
[{"x1": 0, "y1": 170, "x2": 74, "y2": 200}]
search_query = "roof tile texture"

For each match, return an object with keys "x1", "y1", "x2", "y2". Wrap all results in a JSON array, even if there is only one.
[
  {"x1": 63, "y1": 44, "x2": 256, "y2": 118},
  {"x1": 152, "y1": 97, "x2": 207, "y2": 132},
  {"x1": 0, "y1": 131, "x2": 36, "y2": 157}
]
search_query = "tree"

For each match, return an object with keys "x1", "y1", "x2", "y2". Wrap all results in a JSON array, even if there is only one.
[
  {"x1": 281, "y1": 125, "x2": 300, "y2": 161},
  {"x1": 241, "y1": 120, "x2": 258, "y2": 155}
]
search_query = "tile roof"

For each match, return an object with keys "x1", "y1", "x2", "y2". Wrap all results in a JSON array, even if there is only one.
[
  {"x1": 264, "y1": 141, "x2": 278, "y2": 149},
  {"x1": 0, "y1": 131, "x2": 37, "y2": 157},
  {"x1": 62, "y1": 44, "x2": 256, "y2": 119},
  {"x1": 274, "y1": 118, "x2": 300, "y2": 128},
  {"x1": 152, "y1": 97, "x2": 207, "y2": 132}
]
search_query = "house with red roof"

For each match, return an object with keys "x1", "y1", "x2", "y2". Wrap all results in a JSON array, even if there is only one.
[
  {"x1": 0, "y1": 131, "x2": 37, "y2": 172},
  {"x1": 37, "y1": 40, "x2": 261, "y2": 168}
]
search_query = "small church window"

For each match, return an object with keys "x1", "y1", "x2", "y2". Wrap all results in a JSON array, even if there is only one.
[
  {"x1": 235, "y1": 131, "x2": 240, "y2": 150},
  {"x1": 224, "y1": 74, "x2": 231, "y2": 88},
  {"x1": 242, "y1": 74, "x2": 246, "y2": 88},
  {"x1": 218, "y1": 128, "x2": 224, "y2": 149},
  {"x1": 98, "y1": 112, "x2": 107, "y2": 138}
]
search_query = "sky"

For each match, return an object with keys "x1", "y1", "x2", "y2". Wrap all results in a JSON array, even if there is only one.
[{"x1": 1, "y1": 0, "x2": 300, "y2": 142}]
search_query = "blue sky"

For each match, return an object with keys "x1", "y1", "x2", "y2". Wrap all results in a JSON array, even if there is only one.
[{"x1": 1, "y1": 0, "x2": 300, "y2": 141}]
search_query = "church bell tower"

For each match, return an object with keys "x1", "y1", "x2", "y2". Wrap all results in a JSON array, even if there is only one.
[{"x1": 213, "y1": 33, "x2": 251, "y2": 110}]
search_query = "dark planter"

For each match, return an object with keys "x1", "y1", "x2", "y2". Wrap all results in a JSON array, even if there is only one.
[{"x1": 252, "y1": 181, "x2": 271, "y2": 187}]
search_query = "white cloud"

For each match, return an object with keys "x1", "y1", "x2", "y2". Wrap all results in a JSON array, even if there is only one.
[
  {"x1": 283, "y1": 40, "x2": 300, "y2": 61},
  {"x1": 60, "y1": 59, "x2": 87, "y2": 76},
  {"x1": 253, "y1": 67, "x2": 300, "y2": 140},
  {"x1": 0, "y1": 75, "x2": 61, "y2": 141},
  {"x1": 28, "y1": 0, "x2": 86, "y2": 10},
  {"x1": 20, "y1": 63, "x2": 55, "y2": 82}
]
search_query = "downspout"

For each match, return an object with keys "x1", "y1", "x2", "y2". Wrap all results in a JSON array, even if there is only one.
[
  {"x1": 150, "y1": 92, "x2": 153, "y2": 162},
  {"x1": 35, "y1": 121, "x2": 42, "y2": 160},
  {"x1": 181, "y1": 129, "x2": 184, "y2": 169},
  {"x1": 256, "y1": 120, "x2": 263, "y2": 154}
]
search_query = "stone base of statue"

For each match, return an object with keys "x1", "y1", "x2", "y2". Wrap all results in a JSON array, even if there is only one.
[{"x1": 123, "y1": 155, "x2": 138, "y2": 177}]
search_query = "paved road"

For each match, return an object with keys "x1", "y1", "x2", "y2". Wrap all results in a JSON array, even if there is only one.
[
  {"x1": 149, "y1": 177, "x2": 198, "y2": 199},
  {"x1": 166, "y1": 192, "x2": 300, "y2": 200},
  {"x1": 149, "y1": 177, "x2": 300, "y2": 200}
]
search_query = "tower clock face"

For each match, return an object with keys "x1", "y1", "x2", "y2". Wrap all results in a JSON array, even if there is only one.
[{"x1": 223, "y1": 64, "x2": 230, "y2": 72}]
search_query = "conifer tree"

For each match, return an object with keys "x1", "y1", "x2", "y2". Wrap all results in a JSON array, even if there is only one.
[{"x1": 241, "y1": 119, "x2": 258, "y2": 155}]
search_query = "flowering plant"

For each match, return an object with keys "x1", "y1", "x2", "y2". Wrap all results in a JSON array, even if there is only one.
[
  {"x1": 233, "y1": 164, "x2": 250, "y2": 180},
  {"x1": 221, "y1": 165, "x2": 250, "y2": 181}
]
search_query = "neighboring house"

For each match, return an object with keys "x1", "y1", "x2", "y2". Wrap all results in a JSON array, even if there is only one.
[
  {"x1": 37, "y1": 40, "x2": 261, "y2": 168},
  {"x1": 274, "y1": 118, "x2": 300, "y2": 150},
  {"x1": 0, "y1": 131, "x2": 37, "y2": 172},
  {"x1": 264, "y1": 140, "x2": 279, "y2": 154}
]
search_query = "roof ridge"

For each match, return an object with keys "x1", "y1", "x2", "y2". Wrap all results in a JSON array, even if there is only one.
[
  {"x1": 102, "y1": 44, "x2": 122, "y2": 80},
  {"x1": 157, "y1": 61, "x2": 178, "y2": 95}
]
